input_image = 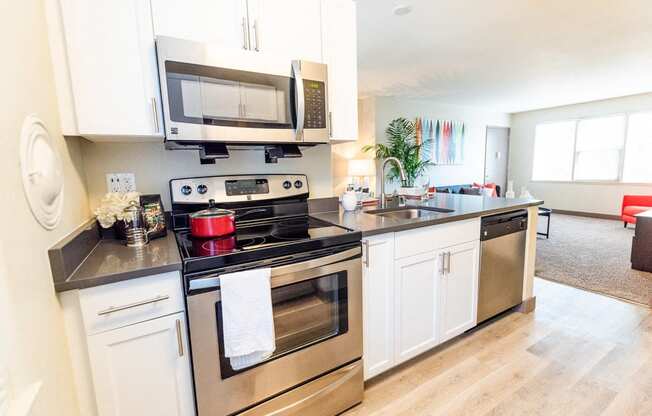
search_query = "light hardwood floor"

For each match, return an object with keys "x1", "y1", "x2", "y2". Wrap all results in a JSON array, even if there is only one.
[{"x1": 345, "y1": 278, "x2": 652, "y2": 416}]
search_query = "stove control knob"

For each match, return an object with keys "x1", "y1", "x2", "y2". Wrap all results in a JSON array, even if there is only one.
[
  {"x1": 197, "y1": 184, "x2": 208, "y2": 194},
  {"x1": 282, "y1": 180, "x2": 292, "y2": 190},
  {"x1": 181, "y1": 185, "x2": 192, "y2": 196},
  {"x1": 294, "y1": 180, "x2": 304, "y2": 189}
]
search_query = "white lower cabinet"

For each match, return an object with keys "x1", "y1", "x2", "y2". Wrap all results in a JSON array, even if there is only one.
[
  {"x1": 362, "y1": 235, "x2": 395, "y2": 380},
  {"x1": 394, "y1": 251, "x2": 439, "y2": 364},
  {"x1": 87, "y1": 312, "x2": 195, "y2": 416},
  {"x1": 438, "y1": 241, "x2": 480, "y2": 343},
  {"x1": 362, "y1": 220, "x2": 481, "y2": 380}
]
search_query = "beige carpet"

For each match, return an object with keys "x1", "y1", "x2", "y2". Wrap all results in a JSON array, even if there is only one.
[{"x1": 536, "y1": 213, "x2": 652, "y2": 307}]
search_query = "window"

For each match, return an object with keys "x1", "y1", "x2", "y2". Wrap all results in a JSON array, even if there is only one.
[
  {"x1": 573, "y1": 115, "x2": 625, "y2": 181},
  {"x1": 623, "y1": 112, "x2": 652, "y2": 183},
  {"x1": 531, "y1": 113, "x2": 652, "y2": 183},
  {"x1": 532, "y1": 121, "x2": 576, "y2": 181}
]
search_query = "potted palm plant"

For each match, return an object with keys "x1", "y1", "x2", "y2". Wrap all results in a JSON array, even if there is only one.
[{"x1": 363, "y1": 117, "x2": 433, "y2": 196}]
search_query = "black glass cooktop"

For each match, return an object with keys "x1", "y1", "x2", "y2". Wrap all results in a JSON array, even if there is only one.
[{"x1": 176, "y1": 216, "x2": 360, "y2": 275}]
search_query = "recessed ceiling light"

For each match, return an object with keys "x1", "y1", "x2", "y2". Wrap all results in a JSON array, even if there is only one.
[{"x1": 393, "y1": 4, "x2": 412, "y2": 16}]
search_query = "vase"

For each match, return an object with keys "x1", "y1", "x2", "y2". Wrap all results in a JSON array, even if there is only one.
[{"x1": 341, "y1": 191, "x2": 358, "y2": 211}]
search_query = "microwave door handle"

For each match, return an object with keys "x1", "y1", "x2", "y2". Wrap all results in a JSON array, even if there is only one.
[{"x1": 292, "y1": 60, "x2": 305, "y2": 141}]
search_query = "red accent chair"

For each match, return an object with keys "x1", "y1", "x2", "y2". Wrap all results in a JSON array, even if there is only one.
[{"x1": 622, "y1": 195, "x2": 652, "y2": 227}]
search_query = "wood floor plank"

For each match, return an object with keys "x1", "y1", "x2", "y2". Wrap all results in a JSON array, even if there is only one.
[{"x1": 344, "y1": 278, "x2": 652, "y2": 416}]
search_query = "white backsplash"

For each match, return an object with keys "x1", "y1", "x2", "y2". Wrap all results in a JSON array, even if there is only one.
[{"x1": 80, "y1": 142, "x2": 333, "y2": 210}]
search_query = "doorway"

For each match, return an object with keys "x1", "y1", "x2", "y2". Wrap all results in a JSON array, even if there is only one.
[{"x1": 484, "y1": 127, "x2": 510, "y2": 195}]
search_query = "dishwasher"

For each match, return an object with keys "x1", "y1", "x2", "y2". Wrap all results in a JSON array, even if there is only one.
[{"x1": 477, "y1": 210, "x2": 528, "y2": 323}]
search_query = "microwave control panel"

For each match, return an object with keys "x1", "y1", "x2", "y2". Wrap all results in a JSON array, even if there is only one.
[{"x1": 304, "y1": 80, "x2": 326, "y2": 129}]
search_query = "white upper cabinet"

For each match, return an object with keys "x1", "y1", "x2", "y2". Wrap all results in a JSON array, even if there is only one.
[
  {"x1": 438, "y1": 241, "x2": 480, "y2": 343},
  {"x1": 49, "y1": 0, "x2": 357, "y2": 141},
  {"x1": 322, "y1": 0, "x2": 358, "y2": 142},
  {"x1": 362, "y1": 235, "x2": 395, "y2": 380},
  {"x1": 150, "y1": 0, "x2": 246, "y2": 49},
  {"x1": 248, "y1": 0, "x2": 323, "y2": 61},
  {"x1": 56, "y1": 0, "x2": 163, "y2": 139}
]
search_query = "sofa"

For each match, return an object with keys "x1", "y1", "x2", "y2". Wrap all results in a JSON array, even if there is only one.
[
  {"x1": 436, "y1": 184, "x2": 501, "y2": 197},
  {"x1": 621, "y1": 195, "x2": 652, "y2": 226}
]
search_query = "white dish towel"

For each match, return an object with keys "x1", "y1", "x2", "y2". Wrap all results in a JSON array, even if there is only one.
[{"x1": 220, "y1": 268, "x2": 276, "y2": 370}]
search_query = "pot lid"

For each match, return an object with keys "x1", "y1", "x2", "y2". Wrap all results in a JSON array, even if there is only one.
[{"x1": 190, "y1": 199, "x2": 234, "y2": 219}]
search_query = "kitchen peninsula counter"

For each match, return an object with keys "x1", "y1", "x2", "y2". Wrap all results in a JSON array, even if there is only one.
[{"x1": 311, "y1": 194, "x2": 544, "y2": 237}]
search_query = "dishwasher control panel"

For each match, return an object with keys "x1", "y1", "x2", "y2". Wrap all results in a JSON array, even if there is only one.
[{"x1": 480, "y1": 210, "x2": 528, "y2": 240}]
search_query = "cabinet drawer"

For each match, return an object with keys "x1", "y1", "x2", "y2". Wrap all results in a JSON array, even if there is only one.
[
  {"x1": 395, "y1": 218, "x2": 480, "y2": 259},
  {"x1": 79, "y1": 271, "x2": 184, "y2": 335}
]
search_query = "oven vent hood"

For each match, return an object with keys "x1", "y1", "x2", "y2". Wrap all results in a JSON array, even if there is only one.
[{"x1": 166, "y1": 141, "x2": 306, "y2": 164}]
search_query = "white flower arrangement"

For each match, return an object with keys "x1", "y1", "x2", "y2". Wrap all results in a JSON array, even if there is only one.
[{"x1": 94, "y1": 192, "x2": 140, "y2": 228}]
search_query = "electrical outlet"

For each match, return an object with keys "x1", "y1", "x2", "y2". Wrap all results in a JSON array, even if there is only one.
[
  {"x1": 106, "y1": 173, "x2": 121, "y2": 193},
  {"x1": 105, "y1": 173, "x2": 136, "y2": 193}
]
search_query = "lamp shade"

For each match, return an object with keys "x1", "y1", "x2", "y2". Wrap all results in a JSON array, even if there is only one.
[{"x1": 347, "y1": 159, "x2": 375, "y2": 177}]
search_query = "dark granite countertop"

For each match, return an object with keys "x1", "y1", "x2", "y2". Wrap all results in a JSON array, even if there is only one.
[
  {"x1": 50, "y1": 195, "x2": 542, "y2": 292},
  {"x1": 311, "y1": 194, "x2": 544, "y2": 237},
  {"x1": 52, "y1": 230, "x2": 182, "y2": 292}
]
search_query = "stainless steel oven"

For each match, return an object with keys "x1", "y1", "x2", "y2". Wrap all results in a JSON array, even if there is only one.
[
  {"x1": 186, "y1": 246, "x2": 363, "y2": 416},
  {"x1": 156, "y1": 36, "x2": 329, "y2": 144}
]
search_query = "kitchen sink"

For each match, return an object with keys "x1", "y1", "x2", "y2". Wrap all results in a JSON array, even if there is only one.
[{"x1": 366, "y1": 206, "x2": 454, "y2": 220}]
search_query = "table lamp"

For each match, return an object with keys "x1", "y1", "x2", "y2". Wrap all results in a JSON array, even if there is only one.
[{"x1": 347, "y1": 159, "x2": 375, "y2": 193}]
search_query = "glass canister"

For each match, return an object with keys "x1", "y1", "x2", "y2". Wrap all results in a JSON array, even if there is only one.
[{"x1": 123, "y1": 200, "x2": 149, "y2": 247}]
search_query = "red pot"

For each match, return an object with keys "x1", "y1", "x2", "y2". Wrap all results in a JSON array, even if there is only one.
[{"x1": 189, "y1": 200, "x2": 236, "y2": 238}]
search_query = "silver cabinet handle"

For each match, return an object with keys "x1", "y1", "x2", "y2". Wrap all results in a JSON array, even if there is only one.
[
  {"x1": 97, "y1": 294, "x2": 170, "y2": 316},
  {"x1": 440, "y1": 252, "x2": 446, "y2": 275},
  {"x1": 445, "y1": 252, "x2": 452, "y2": 274},
  {"x1": 150, "y1": 98, "x2": 160, "y2": 133},
  {"x1": 175, "y1": 319, "x2": 184, "y2": 357},
  {"x1": 328, "y1": 111, "x2": 333, "y2": 137},
  {"x1": 253, "y1": 20, "x2": 260, "y2": 51},
  {"x1": 363, "y1": 240, "x2": 370, "y2": 268},
  {"x1": 242, "y1": 17, "x2": 250, "y2": 50},
  {"x1": 292, "y1": 60, "x2": 305, "y2": 141}
]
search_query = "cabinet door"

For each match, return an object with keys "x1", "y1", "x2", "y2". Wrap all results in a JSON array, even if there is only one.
[
  {"x1": 87, "y1": 312, "x2": 194, "y2": 416},
  {"x1": 150, "y1": 0, "x2": 246, "y2": 49},
  {"x1": 322, "y1": 0, "x2": 358, "y2": 142},
  {"x1": 394, "y1": 251, "x2": 440, "y2": 364},
  {"x1": 362, "y1": 234, "x2": 395, "y2": 380},
  {"x1": 439, "y1": 241, "x2": 480, "y2": 343},
  {"x1": 59, "y1": 0, "x2": 162, "y2": 138},
  {"x1": 248, "y1": 0, "x2": 323, "y2": 61}
]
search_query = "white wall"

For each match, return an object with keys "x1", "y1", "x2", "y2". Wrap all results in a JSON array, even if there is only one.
[
  {"x1": 372, "y1": 97, "x2": 511, "y2": 194},
  {"x1": 0, "y1": 0, "x2": 91, "y2": 414},
  {"x1": 80, "y1": 142, "x2": 333, "y2": 210},
  {"x1": 331, "y1": 97, "x2": 376, "y2": 196},
  {"x1": 509, "y1": 92, "x2": 652, "y2": 216}
]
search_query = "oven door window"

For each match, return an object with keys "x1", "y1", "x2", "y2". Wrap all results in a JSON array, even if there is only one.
[
  {"x1": 215, "y1": 271, "x2": 348, "y2": 379},
  {"x1": 164, "y1": 61, "x2": 294, "y2": 129}
]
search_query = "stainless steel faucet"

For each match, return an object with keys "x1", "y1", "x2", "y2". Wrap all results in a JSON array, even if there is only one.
[{"x1": 380, "y1": 157, "x2": 407, "y2": 208}]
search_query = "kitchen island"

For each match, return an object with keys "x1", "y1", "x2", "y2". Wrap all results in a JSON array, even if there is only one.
[
  {"x1": 314, "y1": 193, "x2": 543, "y2": 380},
  {"x1": 311, "y1": 193, "x2": 542, "y2": 237}
]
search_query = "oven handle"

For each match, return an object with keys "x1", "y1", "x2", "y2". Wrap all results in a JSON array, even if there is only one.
[
  {"x1": 292, "y1": 60, "x2": 305, "y2": 142},
  {"x1": 188, "y1": 246, "x2": 361, "y2": 292}
]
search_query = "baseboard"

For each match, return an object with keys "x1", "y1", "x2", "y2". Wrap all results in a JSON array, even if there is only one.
[
  {"x1": 552, "y1": 209, "x2": 621, "y2": 221},
  {"x1": 516, "y1": 296, "x2": 536, "y2": 313}
]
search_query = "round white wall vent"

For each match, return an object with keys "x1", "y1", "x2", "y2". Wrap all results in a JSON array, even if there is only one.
[{"x1": 19, "y1": 115, "x2": 64, "y2": 230}]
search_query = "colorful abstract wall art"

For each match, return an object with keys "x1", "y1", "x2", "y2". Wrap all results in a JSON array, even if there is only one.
[{"x1": 415, "y1": 118, "x2": 466, "y2": 165}]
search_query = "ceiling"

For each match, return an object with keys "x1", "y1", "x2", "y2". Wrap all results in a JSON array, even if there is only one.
[{"x1": 356, "y1": 0, "x2": 652, "y2": 113}]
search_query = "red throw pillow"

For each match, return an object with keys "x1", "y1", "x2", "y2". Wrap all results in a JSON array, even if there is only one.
[{"x1": 473, "y1": 182, "x2": 497, "y2": 197}]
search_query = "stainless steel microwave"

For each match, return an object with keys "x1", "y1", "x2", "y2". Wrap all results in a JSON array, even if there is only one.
[{"x1": 155, "y1": 36, "x2": 329, "y2": 144}]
